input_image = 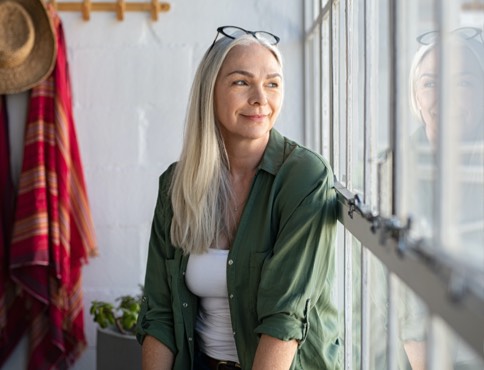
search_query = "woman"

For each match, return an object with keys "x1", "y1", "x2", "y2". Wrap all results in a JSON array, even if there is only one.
[
  {"x1": 136, "y1": 26, "x2": 340, "y2": 370},
  {"x1": 404, "y1": 27, "x2": 484, "y2": 370},
  {"x1": 408, "y1": 27, "x2": 484, "y2": 251},
  {"x1": 409, "y1": 27, "x2": 484, "y2": 145}
]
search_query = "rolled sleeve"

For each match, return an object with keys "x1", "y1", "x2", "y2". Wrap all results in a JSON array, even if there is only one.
[
  {"x1": 136, "y1": 174, "x2": 177, "y2": 354},
  {"x1": 254, "y1": 154, "x2": 338, "y2": 344}
]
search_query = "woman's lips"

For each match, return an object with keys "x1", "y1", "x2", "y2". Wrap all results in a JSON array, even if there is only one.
[{"x1": 242, "y1": 114, "x2": 268, "y2": 122}]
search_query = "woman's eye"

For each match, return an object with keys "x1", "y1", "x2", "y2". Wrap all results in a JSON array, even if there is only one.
[
  {"x1": 267, "y1": 82, "x2": 279, "y2": 88},
  {"x1": 233, "y1": 80, "x2": 248, "y2": 86},
  {"x1": 456, "y1": 79, "x2": 472, "y2": 88},
  {"x1": 423, "y1": 81, "x2": 436, "y2": 88}
]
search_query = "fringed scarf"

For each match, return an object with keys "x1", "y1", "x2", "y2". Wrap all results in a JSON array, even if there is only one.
[{"x1": 1, "y1": 10, "x2": 98, "y2": 369}]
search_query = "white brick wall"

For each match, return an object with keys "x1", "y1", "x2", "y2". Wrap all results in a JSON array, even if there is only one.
[{"x1": 3, "y1": 1, "x2": 303, "y2": 368}]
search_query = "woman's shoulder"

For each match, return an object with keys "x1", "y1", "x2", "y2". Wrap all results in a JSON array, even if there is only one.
[
  {"x1": 159, "y1": 162, "x2": 177, "y2": 180},
  {"x1": 280, "y1": 134, "x2": 334, "y2": 184},
  {"x1": 268, "y1": 132, "x2": 336, "y2": 212},
  {"x1": 157, "y1": 162, "x2": 178, "y2": 197}
]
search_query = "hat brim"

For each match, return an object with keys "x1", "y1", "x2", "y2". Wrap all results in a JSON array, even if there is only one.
[{"x1": 0, "y1": 0, "x2": 57, "y2": 94}]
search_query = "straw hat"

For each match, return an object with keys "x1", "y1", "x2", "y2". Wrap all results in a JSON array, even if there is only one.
[{"x1": 0, "y1": 0, "x2": 56, "y2": 94}]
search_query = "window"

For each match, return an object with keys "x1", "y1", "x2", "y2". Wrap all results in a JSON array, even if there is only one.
[{"x1": 303, "y1": 0, "x2": 484, "y2": 368}]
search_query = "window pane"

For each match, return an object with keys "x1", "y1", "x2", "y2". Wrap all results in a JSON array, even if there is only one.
[
  {"x1": 332, "y1": 0, "x2": 347, "y2": 186},
  {"x1": 432, "y1": 317, "x2": 484, "y2": 369},
  {"x1": 304, "y1": 0, "x2": 320, "y2": 25},
  {"x1": 364, "y1": 253, "x2": 424, "y2": 370},
  {"x1": 334, "y1": 222, "x2": 346, "y2": 359},
  {"x1": 437, "y1": 0, "x2": 484, "y2": 268},
  {"x1": 347, "y1": 0, "x2": 365, "y2": 194},
  {"x1": 368, "y1": 251, "x2": 390, "y2": 369},
  {"x1": 304, "y1": 28, "x2": 322, "y2": 152},
  {"x1": 367, "y1": 0, "x2": 391, "y2": 215},
  {"x1": 305, "y1": 0, "x2": 484, "y2": 368},
  {"x1": 352, "y1": 238, "x2": 362, "y2": 370},
  {"x1": 397, "y1": 279, "x2": 429, "y2": 370},
  {"x1": 322, "y1": 15, "x2": 331, "y2": 160},
  {"x1": 401, "y1": 0, "x2": 484, "y2": 271},
  {"x1": 398, "y1": 0, "x2": 437, "y2": 236}
]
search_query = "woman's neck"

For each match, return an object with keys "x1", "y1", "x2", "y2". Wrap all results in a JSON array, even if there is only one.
[{"x1": 226, "y1": 134, "x2": 269, "y2": 176}]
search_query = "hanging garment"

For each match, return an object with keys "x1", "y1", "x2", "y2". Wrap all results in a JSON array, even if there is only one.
[
  {"x1": 6, "y1": 10, "x2": 98, "y2": 370},
  {"x1": 0, "y1": 96, "x2": 30, "y2": 366}
]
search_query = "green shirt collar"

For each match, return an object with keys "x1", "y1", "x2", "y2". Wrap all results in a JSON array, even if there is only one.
[{"x1": 258, "y1": 129, "x2": 285, "y2": 175}]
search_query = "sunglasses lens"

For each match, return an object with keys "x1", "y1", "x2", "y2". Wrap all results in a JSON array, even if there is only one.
[
  {"x1": 418, "y1": 27, "x2": 482, "y2": 45},
  {"x1": 418, "y1": 31, "x2": 439, "y2": 45},
  {"x1": 455, "y1": 27, "x2": 479, "y2": 40},
  {"x1": 254, "y1": 31, "x2": 280, "y2": 45},
  {"x1": 222, "y1": 27, "x2": 248, "y2": 39}
]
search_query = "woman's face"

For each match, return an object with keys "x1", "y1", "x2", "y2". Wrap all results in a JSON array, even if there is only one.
[
  {"x1": 454, "y1": 47, "x2": 484, "y2": 139},
  {"x1": 414, "y1": 50, "x2": 439, "y2": 143},
  {"x1": 414, "y1": 46, "x2": 484, "y2": 143},
  {"x1": 214, "y1": 43, "x2": 283, "y2": 144}
]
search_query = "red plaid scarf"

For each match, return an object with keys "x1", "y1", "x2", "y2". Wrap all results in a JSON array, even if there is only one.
[{"x1": 1, "y1": 11, "x2": 98, "y2": 369}]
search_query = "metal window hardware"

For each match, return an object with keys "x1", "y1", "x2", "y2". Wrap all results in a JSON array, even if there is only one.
[{"x1": 347, "y1": 193, "x2": 412, "y2": 255}]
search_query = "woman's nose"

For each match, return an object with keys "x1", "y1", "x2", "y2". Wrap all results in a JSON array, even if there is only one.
[{"x1": 249, "y1": 86, "x2": 268, "y2": 105}]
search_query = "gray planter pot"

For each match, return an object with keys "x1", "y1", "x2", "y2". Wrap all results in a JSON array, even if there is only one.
[{"x1": 96, "y1": 327, "x2": 141, "y2": 370}]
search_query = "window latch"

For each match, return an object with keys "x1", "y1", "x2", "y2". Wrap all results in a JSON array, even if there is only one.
[
  {"x1": 348, "y1": 193, "x2": 412, "y2": 255},
  {"x1": 348, "y1": 194, "x2": 378, "y2": 224},
  {"x1": 379, "y1": 216, "x2": 412, "y2": 255}
]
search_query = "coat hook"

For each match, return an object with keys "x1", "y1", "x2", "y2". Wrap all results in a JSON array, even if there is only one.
[
  {"x1": 116, "y1": 0, "x2": 125, "y2": 20},
  {"x1": 151, "y1": 0, "x2": 159, "y2": 21},
  {"x1": 81, "y1": 0, "x2": 91, "y2": 20}
]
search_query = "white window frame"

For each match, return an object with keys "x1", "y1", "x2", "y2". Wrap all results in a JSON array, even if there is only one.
[{"x1": 303, "y1": 0, "x2": 484, "y2": 368}]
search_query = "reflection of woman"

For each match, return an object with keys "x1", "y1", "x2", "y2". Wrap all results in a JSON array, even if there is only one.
[
  {"x1": 409, "y1": 27, "x2": 484, "y2": 145},
  {"x1": 136, "y1": 26, "x2": 340, "y2": 369},
  {"x1": 404, "y1": 27, "x2": 484, "y2": 370},
  {"x1": 408, "y1": 27, "x2": 484, "y2": 250}
]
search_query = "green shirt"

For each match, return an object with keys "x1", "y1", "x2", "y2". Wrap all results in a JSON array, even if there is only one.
[{"x1": 136, "y1": 129, "x2": 341, "y2": 369}]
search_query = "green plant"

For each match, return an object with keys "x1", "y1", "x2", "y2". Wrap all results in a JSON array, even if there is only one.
[{"x1": 90, "y1": 286, "x2": 143, "y2": 335}]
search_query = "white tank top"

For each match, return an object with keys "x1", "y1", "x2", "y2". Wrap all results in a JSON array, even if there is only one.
[{"x1": 186, "y1": 248, "x2": 239, "y2": 362}]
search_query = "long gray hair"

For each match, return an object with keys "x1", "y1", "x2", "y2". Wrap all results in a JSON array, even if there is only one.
[{"x1": 170, "y1": 33, "x2": 283, "y2": 255}]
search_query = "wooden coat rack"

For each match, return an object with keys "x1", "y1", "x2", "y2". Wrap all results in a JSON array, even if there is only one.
[{"x1": 48, "y1": 0, "x2": 170, "y2": 21}]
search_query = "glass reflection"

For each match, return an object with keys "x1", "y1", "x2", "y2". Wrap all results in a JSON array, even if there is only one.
[
  {"x1": 405, "y1": 24, "x2": 484, "y2": 370},
  {"x1": 408, "y1": 26, "x2": 484, "y2": 268}
]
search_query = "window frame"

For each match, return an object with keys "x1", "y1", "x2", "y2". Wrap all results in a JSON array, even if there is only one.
[{"x1": 303, "y1": 0, "x2": 484, "y2": 366}]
